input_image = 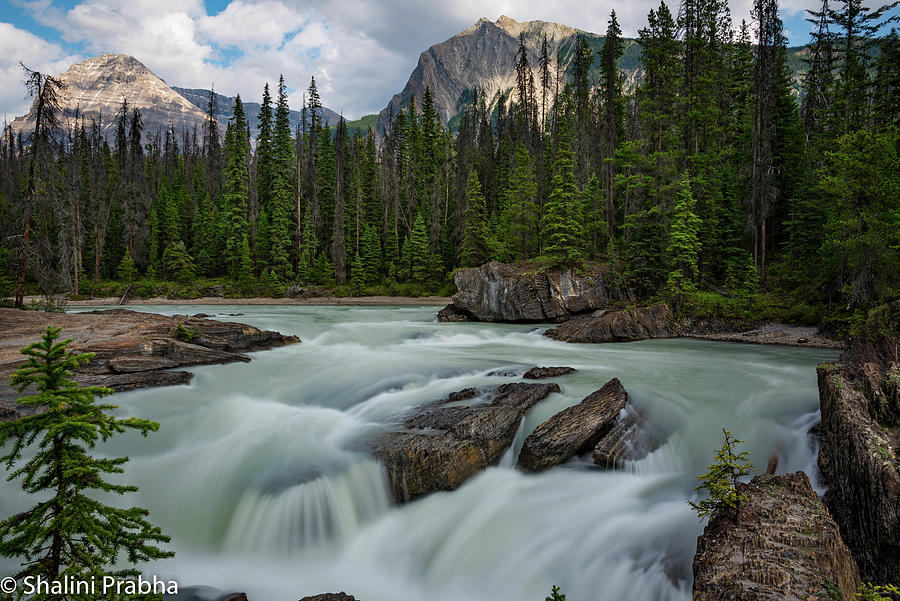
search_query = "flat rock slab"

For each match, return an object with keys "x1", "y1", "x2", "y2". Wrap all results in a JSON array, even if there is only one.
[
  {"x1": 517, "y1": 378, "x2": 627, "y2": 472},
  {"x1": 373, "y1": 382, "x2": 560, "y2": 502},
  {"x1": 0, "y1": 308, "x2": 299, "y2": 419},
  {"x1": 522, "y1": 366, "x2": 577, "y2": 379},
  {"x1": 544, "y1": 305, "x2": 676, "y2": 343},
  {"x1": 693, "y1": 471, "x2": 859, "y2": 600}
]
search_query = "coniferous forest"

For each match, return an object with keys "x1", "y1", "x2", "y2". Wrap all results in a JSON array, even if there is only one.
[{"x1": 1, "y1": 0, "x2": 898, "y2": 331}]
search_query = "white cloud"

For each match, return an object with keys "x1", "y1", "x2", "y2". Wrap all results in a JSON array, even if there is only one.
[{"x1": 0, "y1": 22, "x2": 77, "y2": 121}]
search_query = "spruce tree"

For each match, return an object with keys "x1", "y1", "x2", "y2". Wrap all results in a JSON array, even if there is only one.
[
  {"x1": 543, "y1": 120, "x2": 584, "y2": 264},
  {"x1": 0, "y1": 327, "x2": 172, "y2": 591},
  {"x1": 223, "y1": 95, "x2": 251, "y2": 280},
  {"x1": 460, "y1": 171, "x2": 491, "y2": 268},
  {"x1": 665, "y1": 174, "x2": 702, "y2": 302},
  {"x1": 269, "y1": 75, "x2": 296, "y2": 279}
]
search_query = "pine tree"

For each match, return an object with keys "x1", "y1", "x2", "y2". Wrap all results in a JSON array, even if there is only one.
[
  {"x1": 600, "y1": 11, "x2": 625, "y2": 240},
  {"x1": 665, "y1": 174, "x2": 702, "y2": 303},
  {"x1": 223, "y1": 95, "x2": 251, "y2": 280},
  {"x1": 116, "y1": 248, "x2": 136, "y2": 282},
  {"x1": 0, "y1": 327, "x2": 172, "y2": 589},
  {"x1": 690, "y1": 429, "x2": 755, "y2": 523},
  {"x1": 502, "y1": 143, "x2": 539, "y2": 260},
  {"x1": 543, "y1": 120, "x2": 584, "y2": 264},
  {"x1": 269, "y1": 75, "x2": 296, "y2": 279},
  {"x1": 460, "y1": 171, "x2": 491, "y2": 268}
]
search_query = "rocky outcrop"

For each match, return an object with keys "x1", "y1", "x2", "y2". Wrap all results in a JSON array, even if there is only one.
[
  {"x1": 544, "y1": 304, "x2": 675, "y2": 342},
  {"x1": 817, "y1": 300, "x2": 900, "y2": 582},
  {"x1": 298, "y1": 594, "x2": 359, "y2": 601},
  {"x1": 0, "y1": 308, "x2": 299, "y2": 419},
  {"x1": 517, "y1": 379, "x2": 627, "y2": 472},
  {"x1": 373, "y1": 382, "x2": 559, "y2": 501},
  {"x1": 438, "y1": 262, "x2": 628, "y2": 323},
  {"x1": 522, "y1": 366, "x2": 576, "y2": 379},
  {"x1": 591, "y1": 407, "x2": 657, "y2": 468},
  {"x1": 693, "y1": 472, "x2": 860, "y2": 600}
]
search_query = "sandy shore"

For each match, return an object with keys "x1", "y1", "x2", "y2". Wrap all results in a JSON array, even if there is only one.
[{"x1": 15, "y1": 295, "x2": 452, "y2": 307}]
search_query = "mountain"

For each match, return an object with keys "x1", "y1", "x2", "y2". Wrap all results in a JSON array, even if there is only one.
[
  {"x1": 376, "y1": 15, "x2": 806, "y2": 135},
  {"x1": 7, "y1": 54, "x2": 209, "y2": 141},
  {"x1": 173, "y1": 87, "x2": 347, "y2": 138},
  {"x1": 375, "y1": 16, "x2": 642, "y2": 135},
  {"x1": 7, "y1": 54, "x2": 378, "y2": 144}
]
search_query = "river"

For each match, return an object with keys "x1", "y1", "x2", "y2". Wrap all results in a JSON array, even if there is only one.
[{"x1": 0, "y1": 305, "x2": 839, "y2": 601}]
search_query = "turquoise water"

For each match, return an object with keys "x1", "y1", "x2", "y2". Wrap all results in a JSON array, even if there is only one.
[{"x1": 0, "y1": 305, "x2": 838, "y2": 601}]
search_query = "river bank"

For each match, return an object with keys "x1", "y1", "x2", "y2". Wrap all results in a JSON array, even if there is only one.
[{"x1": 13, "y1": 295, "x2": 451, "y2": 307}]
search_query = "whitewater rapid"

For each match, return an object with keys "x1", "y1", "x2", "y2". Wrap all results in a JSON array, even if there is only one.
[{"x1": 0, "y1": 305, "x2": 838, "y2": 601}]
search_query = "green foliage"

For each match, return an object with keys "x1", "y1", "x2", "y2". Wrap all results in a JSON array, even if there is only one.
[
  {"x1": 543, "y1": 120, "x2": 584, "y2": 265},
  {"x1": 0, "y1": 327, "x2": 172, "y2": 595},
  {"x1": 460, "y1": 171, "x2": 492, "y2": 268},
  {"x1": 174, "y1": 323, "x2": 196, "y2": 343},
  {"x1": 546, "y1": 585, "x2": 567, "y2": 601},
  {"x1": 116, "y1": 249, "x2": 137, "y2": 282},
  {"x1": 664, "y1": 174, "x2": 701, "y2": 303},
  {"x1": 857, "y1": 583, "x2": 900, "y2": 601},
  {"x1": 690, "y1": 429, "x2": 756, "y2": 522},
  {"x1": 162, "y1": 241, "x2": 196, "y2": 284}
]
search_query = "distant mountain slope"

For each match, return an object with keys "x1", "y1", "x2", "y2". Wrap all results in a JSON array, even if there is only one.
[
  {"x1": 377, "y1": 15, "x2": 806, "y2": 134},
  {"x1": 8, "y1": 54, "x2": 209, "y2": 140},
  {"x1": 173, "y1": 87, "x2": 347, "y2": 138}
]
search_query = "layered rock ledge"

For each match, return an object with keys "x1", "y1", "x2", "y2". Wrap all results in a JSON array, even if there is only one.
[
  {"x1": 517, "y1": 378, "x2": 627, "y2": 472},
  {"x1": 0, "y1": 308, "x2": 300, "y2": 419},
  {"x1": 817, "y1": 300, "x2": 900, "y2": 582},
  {"x1": 544, "y1": 304, "x2": 842, "y2": 348},
  {"x1": 438, "y1": 262, "x2": 628, "y2": 323},
  {"x1": 372, "y1": 382, "x2": 559, "y2": 502},
  {"x1": 693, "y1": 471, "x2": 859, "y2": 600}
]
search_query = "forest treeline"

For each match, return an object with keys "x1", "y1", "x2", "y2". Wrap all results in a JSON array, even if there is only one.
[{"x1": 1, "y1": 0, "x2": 898, "y2": 322}]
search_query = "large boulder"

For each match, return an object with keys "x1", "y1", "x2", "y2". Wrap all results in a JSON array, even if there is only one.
[
  {"x1": 373, "y1": 382, "x2": 560, "y2": 502},
  {"x1": 543, "y1": 304, "x2": 677, "y2": 343},
  {"x1": 817, "y1": 300, "x2": 900, "y2": 582},
  {"x1": 517, "y1": 379, "x2": 627, "y2": 472},
  {"x1": 439, "y1": 262, "x2": 628, "y2": 323},
  {"x1": 591, "y1": 407, "x2": 658, "y2": 468},
  {"x1": 693, "y1": 472, "x2": 859, "y2": 601}
]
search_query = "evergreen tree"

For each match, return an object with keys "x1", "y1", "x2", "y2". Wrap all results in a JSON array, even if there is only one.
[
  {"x1": 502, "y1": 143, "x2": 539, "y2": 260},
  {"x1": 0, "y1": 327, "x2": 172, "y2": 590},
  {"x1": 690, "y1": 429, "x2": 755, "y2": 523},
  {"x1": 460, "y1": 171, "x2": 491, "y2": 267},
  {"x1": 269, "y1": 75, "x2": 296, "y2": 279},
  {"x1": 665, "y1": 175, "x2": 702, "y2": 302},
  {"x1": 543, "y1": 120, "x2": 584, "y2": 264},
  {"x1": 223, "y1": 95, "x2": 251, "y2": 280},
  {"x1": 600, "y1": 11, "x2": 625, "y2": 240}
]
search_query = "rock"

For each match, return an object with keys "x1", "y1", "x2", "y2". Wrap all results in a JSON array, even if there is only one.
[
  {"x1": 591, "y1": 408, "x2": 657, "y2": 468},
  {"x1": 436, "y1": 303, "x2": 477, "y2": 322},
  {"x1": 0, "y1": 308, "x2": 300, "y2": 419},
  {"x1": 298, "y1": 594, "x2": 359, "y2": 601},
  {"x1": 373, "y1": 382, "x2": 560, "y2": 501},
  {"x1": 522, "y1": 366, "x2": 576, "y2": 379},
  {"x1": 693, "y1": 472, "x2": 860, "y2": 601},
  {"x1": 442, "y1": 262, "x2": 627, "y2": 323},
  {"x1": 217, "y1": 595, "x2": 249, "y2": 601},
  {"x1": 517, "y1": 378, "x2": 627, "y2": 472},
  {"x1": 544, "y1": 305, "x2": 675, "y2": 343},
  {"x1": 817, "y1": 300, "x2": 900, "y2": 582}
]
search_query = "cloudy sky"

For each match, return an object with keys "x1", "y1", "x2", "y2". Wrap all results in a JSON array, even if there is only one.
[{"x1": 0, "y1": 0, "x2": 881, "y2": 121}]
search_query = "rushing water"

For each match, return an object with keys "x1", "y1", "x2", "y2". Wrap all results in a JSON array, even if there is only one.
[{"x1": 0, "y1": 305, "x2": 839, "y2": 601}]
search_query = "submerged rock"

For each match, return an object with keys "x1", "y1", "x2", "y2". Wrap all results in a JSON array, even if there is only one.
[
  {"x1": 517, "y1": 378, "x2": 627, "y2": 472},
  {"x1": 817, "y1": 300, "x2": 900, "y2": 582},
  {"x1": 438, "y1": 261, "x2": 628, "y2": 323},
  {"x1": 298, "y1": 594, "x2": 359, "y2": 601},
  {"x1": 693, "y1": 471, "x2": 859, "y2": 600},
  {"x1": 544, "y1": 304, "x2": 676, "y2": 343},
  {"x1": 522, "y1": 366, "x2": 577, "y2": 379},
  {"x1": 591, "y1": 407, "x2": 657, "y2": 468},
  {"x1": 373, "y1": 382, "x2": 560, "y2": 502},
  {"x1": 0, "y1": 308, "x2": 300, "y2": 419}
]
